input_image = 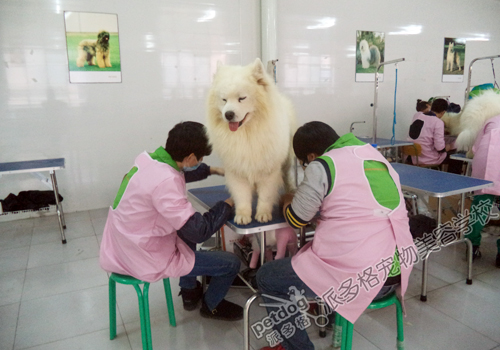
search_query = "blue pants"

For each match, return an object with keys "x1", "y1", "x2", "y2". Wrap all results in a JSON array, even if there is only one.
[
  {"x1": 257, "y1": 258, "x2": 396, "y2": 350},
  {"x1": 179, "y1": 238, "x2": 241, "y2": 310}
]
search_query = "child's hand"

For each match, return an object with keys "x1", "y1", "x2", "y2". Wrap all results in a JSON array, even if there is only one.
[
  {"x1": 210, "y1": 166, "x2": 225, "y2": 176},
  {"x1": 224, "y1": 197, "x2": 234, "y2": 207}
]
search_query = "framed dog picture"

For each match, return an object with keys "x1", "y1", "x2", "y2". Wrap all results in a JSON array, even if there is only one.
[
  {"x1": 64, "y1": 11, "x2": 122, "y2": 83},
  {"x1": 355, "y1": 30, "x2": 385, "y2": 82},
  {"x1": 442, "y1": 38, "x2": 466, "y2": 83}
]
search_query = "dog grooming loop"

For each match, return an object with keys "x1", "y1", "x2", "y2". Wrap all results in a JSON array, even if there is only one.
[
  {"x1": 372, "y1": 58, "x2": 405, "y2": 145},
  {"x1": 464, "y1": 54, "x2": 500, "y2": 106}
]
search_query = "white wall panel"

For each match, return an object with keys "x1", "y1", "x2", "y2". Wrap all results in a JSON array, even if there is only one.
[
  {"x1": 0, "y1": 0, "x2": 259, "y2": 213},
  {"x1": 276, "y1": 0, "x2": 500, "y2": 139},
  {"x1": 1, "y1": 0, "x2": 499, "y2": 215}
]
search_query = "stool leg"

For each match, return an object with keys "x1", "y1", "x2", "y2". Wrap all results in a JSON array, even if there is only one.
[
  {"x1": 341, "y1": 317, "x2": 348, "y2": 350},
  {"x1": 345, "y1": 321, "x2": 354, "y2": 350},
  {"x1": 133, "y1": 284, "x2": 149, "y2": 350},
  {"x1": 109, "y1": 278, "x2": 117, "y2": 340},
  {"x1": 333, "y1": 313, "x2": 342, "y2": 349},
  {"x1": 143, "y1": 283, "x2": 153, "y2": 350},
  {"x1": 395, "y1": 299, "x2": 405, "y2": 350},
  {"x1": 163, "y1": 278, "x2": 177, "y2": 327}
]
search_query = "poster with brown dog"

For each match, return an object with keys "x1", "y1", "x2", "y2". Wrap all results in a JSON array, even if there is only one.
[{"x1": 64, "y1": 11, "x2": 121, "y2": 83}]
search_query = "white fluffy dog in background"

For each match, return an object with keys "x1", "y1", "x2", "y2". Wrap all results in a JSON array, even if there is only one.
[
  {"x1": 454, "y1": 90, "x2": 500, "y2": 151},
  {"x1": 206, "y1": 58, "x2": 296, "y2": 225},
  {"x1": 359, "y1": 39, "x2": 381, "y2": 69}
]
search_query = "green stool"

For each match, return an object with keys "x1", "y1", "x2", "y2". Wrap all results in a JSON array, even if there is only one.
[
  {"x1": 332, "y1": 292, "x2": 404, "y2": 350},
  {"x1": 109, "y1": 273, "x2": 177, "y2": 350}
]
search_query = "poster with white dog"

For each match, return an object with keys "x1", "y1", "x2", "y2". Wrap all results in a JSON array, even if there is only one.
[
  {"x1": 442, "y1": 38, "x2": 465, "y2": 83},
  {"x1": 64, "y1": 11, "x2": 121, "y2": 83},
  {"x1": 355, "y1": 30, "x2": 385, "y2": 82}
]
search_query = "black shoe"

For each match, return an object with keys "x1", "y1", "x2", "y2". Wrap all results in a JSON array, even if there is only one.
[
  {"x1": 496, "y1": 253, "x2": 500, "y2": 268},
  {"x1": 473, "y1": 246, "x2": 482, "y2": 261},
  {"x1": 178, "y1": 281, "x2": 203, "y2": 311},
  {"x1": 200, "y1": 298, "x2": 243, "y2": 321}
]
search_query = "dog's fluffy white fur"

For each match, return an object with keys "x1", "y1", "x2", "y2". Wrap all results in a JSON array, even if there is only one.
[
  {"x1": 454, "y1": 90, "x2": 500, "y2": 151},
  {"x1": 446, "y1": 42, "x2": 461, "y2": 72},
  {"x1": 441, "y1": 111, "x2": 462, "y2": 136},
  {"x1": 206, "y1": 58, "x2": 296, "y2": 225},
  {"x1": 359, "y1": 39, "x2": 381, "y2": 69}
]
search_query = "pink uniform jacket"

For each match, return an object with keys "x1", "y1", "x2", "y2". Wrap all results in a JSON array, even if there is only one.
[
  {"x1": 100, "y1": 152, "x2": 196, "y2": 282},
  {"x1": 471, "y1": 114, "x2": 500, "y2": 196},
  {"x1": 291, "y1": 144, "x2": 416, "y2": 323},
  {"x1": 408, "y1": 112, "x2": 447, "y2": 165}
]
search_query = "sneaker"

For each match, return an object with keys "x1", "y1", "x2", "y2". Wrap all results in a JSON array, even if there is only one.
[
  {"x1": 260, "y1": 344, "x2": 286, "y2": 350},
  {"x1": 178, "y1": 281, "x2": 203, "y2": 311},
  {"x1": 473, "y1": 246, "x2": 482, "y2": 260},
  {"x1": 496, "y1": 253, "x2": 500, "y2": 268},
  {"x1": 199, "y1": 298, "x2": 243, "y2": 321},
  {"x1": 466, "y1": 246, "x2": 482, "y2": 261}
]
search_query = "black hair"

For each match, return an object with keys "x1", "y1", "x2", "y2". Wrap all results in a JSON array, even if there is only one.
[
  {"x1": 293, "y1": 121, "x2": 340, "y2": 164},
  {"x1": 416, "y1": 99, "x2": 430, "y2": 112},
  {"x1": 430, "y1": 98, "x2": 449, "y2": 114},
  {"x1": 165, "y1": 121, "x2": 212, "y2": 161}
]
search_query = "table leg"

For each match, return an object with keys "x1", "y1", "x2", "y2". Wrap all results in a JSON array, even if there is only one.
[
  {"x1": 421, "y1": 197, "x2": 442, "y2": 301},
  {"x1": 299, "y1": 227, "x2": 306, "y2": 248},
  {"x1": 260, "y1": 231, "x2": 266, "y2": 267},
  {"x1": 50, "y1": 170, "x2": 67, "y2": 244},
  {"x1": 464, "y1": 238, "x2": 473, "y2": 284},
  {"x1": 420, "y1": 257, "x2": 429, "y2": 302},
  {"x1": 215, "y1": 229, "x2": 222, "y2": 250}
]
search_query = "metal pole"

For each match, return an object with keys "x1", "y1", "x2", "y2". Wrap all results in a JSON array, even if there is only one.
[
  {"x1": 244, "y1": 293, "x2": 260, "y2": 350},
  {"x1": 464, "y1": 55, "x2": 500, "y2": 106},
  {"x1": 372, "y1": 58, "x2": 405, "y2": 144}
]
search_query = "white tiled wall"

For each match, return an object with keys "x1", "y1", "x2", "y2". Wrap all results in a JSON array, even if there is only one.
[{"x1": 1, "y1": 0, "x2": 499, "y2": 213}]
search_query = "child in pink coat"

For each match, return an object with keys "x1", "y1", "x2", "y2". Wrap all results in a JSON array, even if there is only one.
[
  {"x1": 257, "y1": 122, "x2": 416, "y2": 350},
  {"x1": 466, "y1": 115, "x2": 500, "y2": 266},
  {"x1": 408, "y1": 99, "x2": 462, "y2": 173},
  {"x1": 100, "y1": 122, "x2": 243, "y2": 321}
]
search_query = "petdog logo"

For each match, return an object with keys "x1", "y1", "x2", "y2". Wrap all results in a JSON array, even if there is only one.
[{"x1": 251, "y1": 286, "x2": 309, "y2": 339}]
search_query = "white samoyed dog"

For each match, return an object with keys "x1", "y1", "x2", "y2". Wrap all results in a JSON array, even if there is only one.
[
  {"x1": 455, "y1": 90, "x2": 500, "y2": 152},
  {"x1": 206, "y1": 58, "x2": 297, "y2": 226},
  {"x1": 359, "y1": 39, "x2": 381, "y2": 69}
]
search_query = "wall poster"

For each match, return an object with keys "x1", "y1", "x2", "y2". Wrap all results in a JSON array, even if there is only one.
[
  {"x1": 355, "y1": 30, "x2": 385, "y2": 82},
  {"x1": 442, "y1": 37, "x2": 465, "y2": 83},
  {"x1": 64, "y1": 11, "x2": 122, "y2": 83}
]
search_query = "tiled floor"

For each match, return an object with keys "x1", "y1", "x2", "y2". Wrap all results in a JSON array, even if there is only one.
[{"x1": 1, "y1": 208, "x2": 500, "y2": 350}]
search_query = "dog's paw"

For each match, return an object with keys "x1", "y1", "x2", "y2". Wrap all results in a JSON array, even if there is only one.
[
  {"x1": 255, "y1": 211, "x2": 272, "y2": 223},
  {"x1": 234, "y1": 214, "x2": 252, "y2": 225}
]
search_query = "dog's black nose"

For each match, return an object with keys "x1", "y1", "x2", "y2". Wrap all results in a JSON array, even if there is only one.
[{"x1": 225, "y1": 111, "x2": 235, "y2": 121}]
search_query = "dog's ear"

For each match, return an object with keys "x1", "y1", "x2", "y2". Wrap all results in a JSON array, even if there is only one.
[{"x1": 252, "y1": 58, "x2": 268, "y2": 86}]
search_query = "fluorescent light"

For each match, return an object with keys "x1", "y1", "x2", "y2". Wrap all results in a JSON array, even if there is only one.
[
  {"x1": 198, "y1": 10, "x2": 216, "y2": 22},
  {"x1": 389, "y1": 25, "x2": 422, "y2": 35},
  {"x1": 307, "y1": 18, "x2": 336, "y2": 30}
]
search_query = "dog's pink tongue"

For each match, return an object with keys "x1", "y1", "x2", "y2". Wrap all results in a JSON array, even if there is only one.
[{"x1": 229, "y1": 122, "x2": 239, "y2": 132}]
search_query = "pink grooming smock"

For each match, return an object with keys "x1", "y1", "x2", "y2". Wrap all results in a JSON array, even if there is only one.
[
  {"x1": 100, "y1": 150, "x2": 196, "y2": 282},
  {"x1": 408, "y1": 112, "x2": 447, "y2": 165},
  {"x1": 291, "y1": 144, "x2": 416, "y2": 323},
  {"x1": 471, "y1": 114, "x2": 500, "y2": 195}
]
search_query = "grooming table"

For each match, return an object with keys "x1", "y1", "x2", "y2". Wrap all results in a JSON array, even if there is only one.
[
  {"x1": 359, "y1": 137, "x2": 413, "y2": 162},
  {"x1": 450, "y1": 152, "x2": 473, "y2": 176},
  {"x1": 391, "y1": 163, "x2": 492, "y2": 301},
  {"x1": 359, "y1": 137, "x2": 413, "y2": 148},
  {"x1": 0, "y1": 158, "x2": 67, "y2": 243},
  {"x1": 188, "y1": 185, "x2": 290, "y2": 265}
]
